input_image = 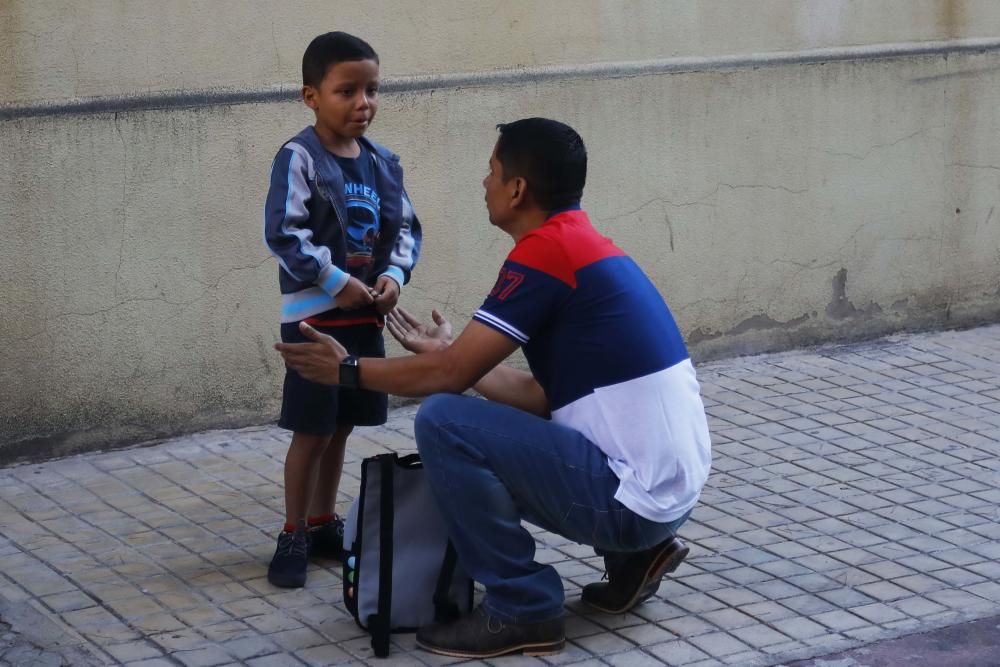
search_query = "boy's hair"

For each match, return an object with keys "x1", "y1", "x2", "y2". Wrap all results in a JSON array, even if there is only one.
[
  {"x1": 302, "y1": 32, "x2": 379, "y2": 88},
  {"x1": 494, "y1": 118, "x2": 587, "y2": 210}
]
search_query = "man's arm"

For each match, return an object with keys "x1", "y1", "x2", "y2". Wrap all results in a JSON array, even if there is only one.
[
  {"x1": 276, "y1": 319, "x2": 519, "y2": 398},
  {"x1": 473, "y1": 365, "x2": 550, "y2": 417},
  {"x1": 385, "y1": 306, "x2": 550, "y2": 417}
]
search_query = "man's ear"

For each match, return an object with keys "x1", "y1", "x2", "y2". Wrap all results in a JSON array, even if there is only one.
[
  {"x1": 510, "y1": 176, "x2": 528, "y2": 207},
  {"x1": 302, "y1": 86, "x2": 318, "y2": 110}
]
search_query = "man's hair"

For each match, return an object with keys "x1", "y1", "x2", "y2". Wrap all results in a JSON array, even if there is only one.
[
  {"x1": 302, "y1": 32, "x2": 379, "y2": 88},
  {"x1": 494, "y1": 118, "x2": 587, "y2": 210}
]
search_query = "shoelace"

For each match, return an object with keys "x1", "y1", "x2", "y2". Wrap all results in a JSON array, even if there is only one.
[{"x1": 278, "y1": 531, "x2": 308, "y2": 558}]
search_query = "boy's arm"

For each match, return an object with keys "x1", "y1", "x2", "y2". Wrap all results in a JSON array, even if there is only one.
[
  {"x1": 263, "y1": 146, "x2": 350, "y2": 297},
  {"x1": 378, "y1": 188, "x2": 422, "y2": 290}
]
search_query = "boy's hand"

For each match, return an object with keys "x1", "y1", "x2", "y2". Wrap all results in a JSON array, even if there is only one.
[
  {"x1": 275, "y1": 322, "x2": 347, "y2": 384},
  {"x1": 337, "y1": 276, "x2": 376, "y2": 310},
  {"x1": 371, "y1": 275, "x2": 400, "y2": 315},
  {"x1": 386, "y1": 306, "x2": 453, "y2": 353}
]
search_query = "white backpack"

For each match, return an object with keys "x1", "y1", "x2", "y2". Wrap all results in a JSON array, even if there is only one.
[{"x1": 342, "y1": 453, "x2": 475, "y2": 657}]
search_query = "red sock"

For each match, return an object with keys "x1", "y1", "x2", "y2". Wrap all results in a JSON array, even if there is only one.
[
  {"x1": 308, "y1": 514, "x2": 334, "y2": 527},
  {"x1": 283, "y1": 522, "x2": 297, "y2": 533}
]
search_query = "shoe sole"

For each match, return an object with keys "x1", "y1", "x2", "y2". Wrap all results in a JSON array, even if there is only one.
[
  {"x1": 582, "y1": 543, "x2": 690, "y2": 615},
  {"x1": 267, "y1": 573, "x2": 306, "y2": 588},
  {"x1": 416, "y1": 637, "x2": 565, "y2": 658}
]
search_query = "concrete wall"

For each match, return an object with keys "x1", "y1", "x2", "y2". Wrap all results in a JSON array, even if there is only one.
[{"x1": 3, "y1": 1, "x2": 1000, "y2": 461}]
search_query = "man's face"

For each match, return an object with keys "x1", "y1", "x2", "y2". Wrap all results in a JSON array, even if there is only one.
[
  {"x1": 483, "y1": 145, "x2": 513, "y2": 227},
  {"x1": 304, "y1": 59, "x2": 380, "y2": 145}
]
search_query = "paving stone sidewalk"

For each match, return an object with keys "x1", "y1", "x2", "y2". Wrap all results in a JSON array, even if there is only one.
[{"x1": 1, "y1": 324, "x2": 999, "y2": 666}]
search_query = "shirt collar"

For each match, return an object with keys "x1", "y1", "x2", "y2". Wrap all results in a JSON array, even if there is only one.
[{"x1": 547, "y1": 201, "x2": 582, "y2": 218}]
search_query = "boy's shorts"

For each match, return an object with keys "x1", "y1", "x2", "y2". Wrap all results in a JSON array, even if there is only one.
[{"x1": 278, "y1": 320, "x2": 388, "y2": 434}]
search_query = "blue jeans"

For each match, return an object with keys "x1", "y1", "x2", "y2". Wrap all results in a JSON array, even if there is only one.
[{"x1": 414, "y1": 393, "x2": 691, "y2": 624}]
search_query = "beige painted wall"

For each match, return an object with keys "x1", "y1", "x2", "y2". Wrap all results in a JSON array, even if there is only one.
[
  {"x1": 2, "y1": 2, "x2": 1000, "y2": 459},
  {"x1": 4, "y1": 0, "x2": 1000, "y2": 104}
]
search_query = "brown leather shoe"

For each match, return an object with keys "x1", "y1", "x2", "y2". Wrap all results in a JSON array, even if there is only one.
[
  {"x1": 581, "y1": 537, "x2": 689, "y2": 614},
  {"x1": 416, "y1": 604, "x2": 565, "y2": 658}
]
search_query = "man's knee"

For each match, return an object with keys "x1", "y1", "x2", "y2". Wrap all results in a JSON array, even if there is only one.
[{"x1": 414, "y1": 394, "x2": 466, "y2": 453}]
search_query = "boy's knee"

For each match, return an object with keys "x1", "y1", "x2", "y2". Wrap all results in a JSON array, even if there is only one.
[{"x1": 290, "y1": 432, "x2": 332, "y2": 455}]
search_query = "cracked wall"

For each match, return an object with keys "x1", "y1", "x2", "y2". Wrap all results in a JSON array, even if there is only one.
[{"x1": 3, "y1": 3, "x2": 1000, "y2": 460}]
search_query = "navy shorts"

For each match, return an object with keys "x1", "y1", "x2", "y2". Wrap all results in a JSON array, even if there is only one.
[{"x1": 278, "y1": 321, "x2": 388, "y2": 434}]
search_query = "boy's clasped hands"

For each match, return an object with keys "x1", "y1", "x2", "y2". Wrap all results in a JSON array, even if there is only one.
[{"x1": 336, "y1": 275, "x2": 400, "y2": 313}]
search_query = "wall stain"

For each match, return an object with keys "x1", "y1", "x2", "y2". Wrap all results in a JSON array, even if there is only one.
[
  {"x1": 691, "y1": 267, "x2": 893, "y2": 345},
  {"x1": 688, "y1": 312, "x2": 811, "y2": 344},
  {"x1": 825, "y1": 267, "x2": 883, "y2": 320},
  {"x1": 940, "y1": 0, "x2": 966, "y2": 39}
]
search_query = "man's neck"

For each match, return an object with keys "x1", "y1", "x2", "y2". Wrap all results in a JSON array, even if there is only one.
[{"x1": 506, "y1": 209, "x2": 554, "y2": 243}]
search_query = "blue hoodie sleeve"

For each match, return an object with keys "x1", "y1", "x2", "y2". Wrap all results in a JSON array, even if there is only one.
[
  {"x1": 263, "y1": 145, "x2": 349, "y2": 296},
  {"x1": 379, "y1": 187, "x2": 423, "y2": 288}
]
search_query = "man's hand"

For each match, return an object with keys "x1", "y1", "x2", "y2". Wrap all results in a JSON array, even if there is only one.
[
  {"x1": 337, "y1": 276, "x2": 376, "y2": 310},
  {"x1": 386, "y1": 306, "x2": 453, "y2": 354},
  {"x1": 275, "y1": 322, "x2": 348, "y2": 384},
  {"x1": 371, "y1": 275, "x2": 400, "y2": 315}
]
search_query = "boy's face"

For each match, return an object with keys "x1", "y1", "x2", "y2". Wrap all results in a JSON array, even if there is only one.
[{"x1": 303, "y1": 59, "x2": 379, "y2": 146}]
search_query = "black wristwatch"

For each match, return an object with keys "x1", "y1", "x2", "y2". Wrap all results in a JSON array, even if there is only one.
[{"x1": 340, "y1": 355, "x2": 360, "y2": 389}]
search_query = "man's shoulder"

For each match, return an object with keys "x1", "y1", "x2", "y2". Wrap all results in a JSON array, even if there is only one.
[
  {"x1": 516, "y1": 212, "x2": 619, "y2": 260},
  {"x1": 505, "y1": 231, "x2": 573, "y2": 286}
]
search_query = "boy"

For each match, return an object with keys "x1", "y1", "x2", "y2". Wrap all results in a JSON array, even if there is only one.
[{"x1": 262, "y1": 31, "x2": 422, "y2": 588}]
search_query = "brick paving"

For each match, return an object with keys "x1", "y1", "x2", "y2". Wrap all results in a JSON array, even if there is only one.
[{"x1": 1, "y1": 324, "x2": 999, "y2": 666}]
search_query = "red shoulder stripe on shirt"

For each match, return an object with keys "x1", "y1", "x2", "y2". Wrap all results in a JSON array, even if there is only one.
[{"x1": 507, "y1": 210, "x2": 624, "y2": 288}]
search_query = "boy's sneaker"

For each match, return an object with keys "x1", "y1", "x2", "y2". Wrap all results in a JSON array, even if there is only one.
[
  {"x1": 309, "y1": 516, "x2": 346, "y2": 562},
  {"x1": 267, "y1": 525, "x2": 309, "y2": 588},
  {"x1": 580, "y1": 537, "x2": 689, "y2": 614}
]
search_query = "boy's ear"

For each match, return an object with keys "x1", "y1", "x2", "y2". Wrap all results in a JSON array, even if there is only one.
[{"x1": 302, "y1": 85, "x2": 319, "y2": 110}]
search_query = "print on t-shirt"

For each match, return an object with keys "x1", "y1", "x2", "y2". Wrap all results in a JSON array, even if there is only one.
[{"x1": 334, "y1": 147, "x2": 381, "y2": 282}]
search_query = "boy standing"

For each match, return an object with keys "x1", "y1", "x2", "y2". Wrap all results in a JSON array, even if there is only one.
[{"x1": 263, "y1": 32, "x2": 422, "y2": 588}]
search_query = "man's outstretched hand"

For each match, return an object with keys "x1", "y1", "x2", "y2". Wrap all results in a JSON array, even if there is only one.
[
  {"x1": 386, "y1": 307, "x2": 453, "y2": 354},
  {"x1": 274, "y1": 322, "x2": 347, "y2": 384}
]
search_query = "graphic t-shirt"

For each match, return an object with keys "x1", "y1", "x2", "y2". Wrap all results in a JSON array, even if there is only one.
[
  {"x1": 472, "y1": 207, "x2": 712, "y2": 522},
  {"x1": 333, "y1": 145, "x2": 381, "y2": 285}
]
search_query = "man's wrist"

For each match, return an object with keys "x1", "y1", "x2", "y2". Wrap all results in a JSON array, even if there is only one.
[{"x1": 339, "y1": 355, "x2": 360, "y2": 389}]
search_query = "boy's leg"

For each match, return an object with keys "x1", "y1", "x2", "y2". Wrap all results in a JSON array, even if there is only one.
[
  {"x1": 268, "y1": 431, "x2": 331, "y2": 588},
  {"x1": 283, "y1": 431, "x2": 333, "y2": 526},
  {"x1": 309, "y1": 424, "x2": 352, "y2": 515},
  {"x1": 413, "y1": 393, "x2": 677, "y2": 656},
  {"x1": 307, "y1": 423, "x2": 353, "y2": 559},
  {"x1": 272, "y1": 321, "x2": 342, "y2": 587}
]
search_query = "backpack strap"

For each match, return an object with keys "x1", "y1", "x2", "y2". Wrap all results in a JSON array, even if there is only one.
[
  {"x1": 432, "y1": 540, "x2": 463, "y2": 623},
  {"x1": 366, "y1": 454, "x2": 396, "y2": 658}
]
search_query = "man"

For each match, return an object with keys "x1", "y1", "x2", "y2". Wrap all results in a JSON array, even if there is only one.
[{"x1": 276, "y1": 118, "x2": 712, "y2": 659}]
